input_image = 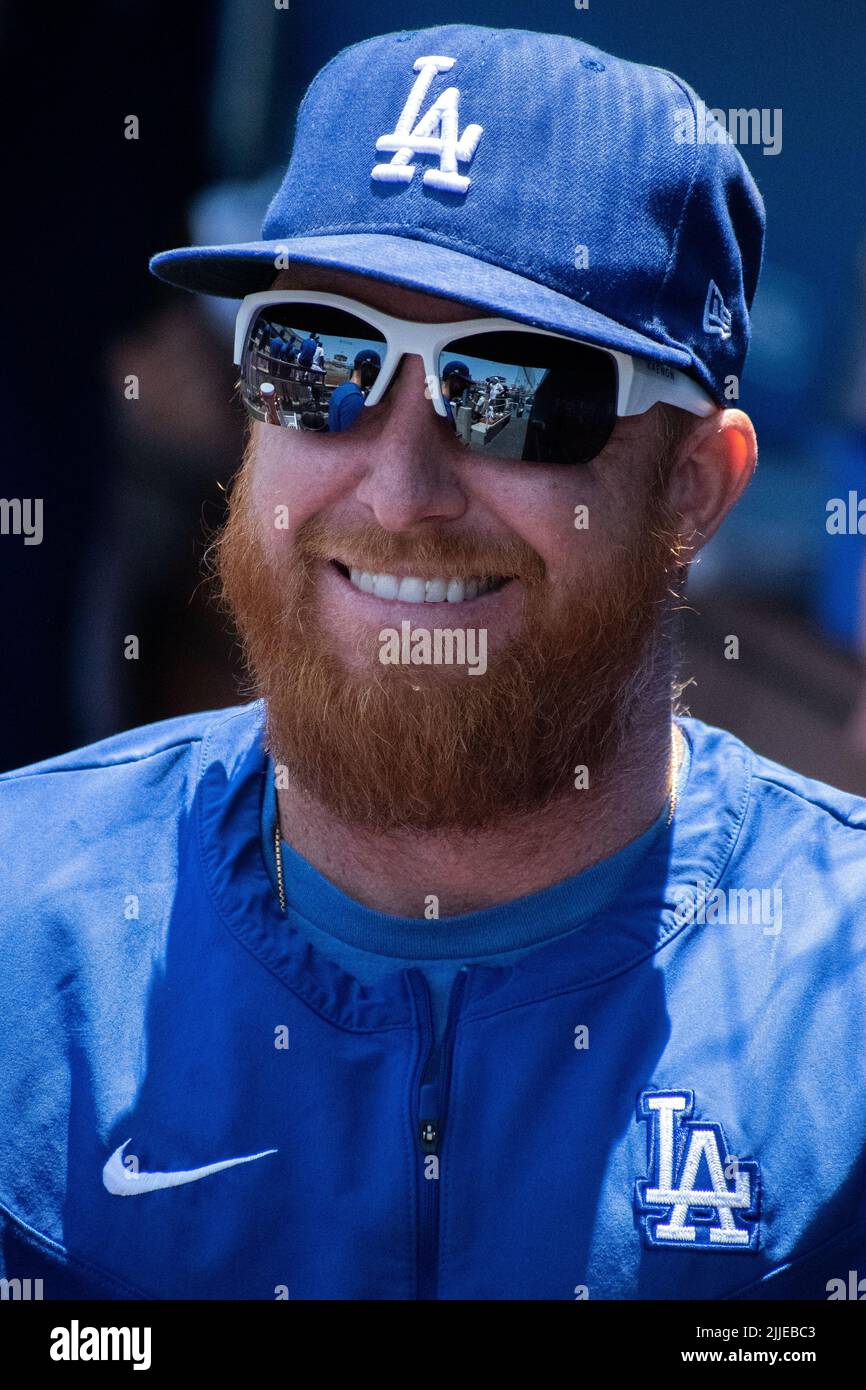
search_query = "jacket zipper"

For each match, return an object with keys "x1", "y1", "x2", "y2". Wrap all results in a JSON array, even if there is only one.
[{"x1": 410, "y1": 966, "x2": 470, "y2": 1301}]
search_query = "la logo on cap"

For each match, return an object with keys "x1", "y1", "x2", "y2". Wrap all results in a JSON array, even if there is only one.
[{"x1": 372, "y1": 55, "x2": 483, "y2": 195}]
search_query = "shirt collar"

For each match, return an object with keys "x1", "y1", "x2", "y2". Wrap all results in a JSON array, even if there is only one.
[{"x1": 197, "y1": 702, "x2": 752, "y2": 1028}]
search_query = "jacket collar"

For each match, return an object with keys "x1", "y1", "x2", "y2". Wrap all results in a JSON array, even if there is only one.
[{"x1": 197, "y1": 702, "x2": 753, "y2": 1030}]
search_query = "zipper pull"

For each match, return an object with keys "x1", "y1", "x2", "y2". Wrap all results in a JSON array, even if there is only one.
[{"x1": 419, "y1": 1082, "x2": 439, "y2": 1152}]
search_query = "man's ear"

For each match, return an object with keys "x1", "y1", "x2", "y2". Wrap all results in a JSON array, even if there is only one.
[{"x1": 667, "y1": 409, "x2": 756, "y2": 558}]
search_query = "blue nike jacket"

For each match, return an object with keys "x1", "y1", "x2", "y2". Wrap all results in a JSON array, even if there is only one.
[{"x1": 1, "y1": 702, "x2": 865, "y2": 1299}]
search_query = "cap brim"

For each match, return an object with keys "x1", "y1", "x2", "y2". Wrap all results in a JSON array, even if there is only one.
[{"x1": 149, "y1": 233, "x2": 694, "y2": 375}]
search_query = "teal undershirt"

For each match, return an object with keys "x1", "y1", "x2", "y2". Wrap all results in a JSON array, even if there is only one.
[{"x1": 261, "y1": 736, "x2": 690, "y2": 1047}]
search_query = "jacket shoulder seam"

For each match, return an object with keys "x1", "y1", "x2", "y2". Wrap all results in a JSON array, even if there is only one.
[
  {"x1": 0, "y1": 706, "x2": 254, "y2": 784},
  {"x1": 751, "y1": 768, "x2": 866, "y2": 831}
]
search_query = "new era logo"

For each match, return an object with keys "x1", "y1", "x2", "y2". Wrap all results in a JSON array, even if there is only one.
[{"x1": 703, "y1": 280, "x2": 733, "y2": 339}]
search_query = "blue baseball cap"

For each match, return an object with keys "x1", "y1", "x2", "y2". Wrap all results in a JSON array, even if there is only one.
[
  {"x1": 354, "y1": 348, "x2": 382, "y2": 369},
  {"x1": 442, "y1": 360, "x2": 472, "y2": 381},
  {"x1": 150, "y1": 25, "x2": 765, "y2": 405}
]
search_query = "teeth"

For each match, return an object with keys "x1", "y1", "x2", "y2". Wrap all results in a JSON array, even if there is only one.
[
  {"x1": 424, "y1": 578, "x2": 447, "y2": 603},
  {"x1": 350, "y1": 568, "x2": 375, "y2": 593},
  {"x1": 397, "y1": 576, "x2": 427, "y2": 603},
  {"x1": 372, "y1": 573, "x2": 399, "y2": 600},
  {"x1": 344, "y1": 565, "x2": 503, "y2": 603}
]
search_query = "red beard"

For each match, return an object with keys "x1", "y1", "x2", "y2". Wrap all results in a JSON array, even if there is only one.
[{"x1": 215, "y1": 444, "x2": 683, "y2": 831}]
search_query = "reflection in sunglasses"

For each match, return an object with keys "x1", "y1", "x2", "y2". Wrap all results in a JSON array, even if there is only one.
[
  {"x1": 243, "y1": 311, "x2": 386, "y2": 433},
  {"x1": 240, "y1": 307, "x2": 617, "y2": 464}
]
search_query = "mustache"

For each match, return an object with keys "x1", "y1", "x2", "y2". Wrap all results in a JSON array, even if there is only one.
[{"x1": 291, "y1": 515, "x2": 547, "y2": 584}]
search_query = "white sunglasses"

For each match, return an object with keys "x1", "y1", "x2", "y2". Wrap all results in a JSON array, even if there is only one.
[{"x1": 234, "y1": 289, "x2": 715, "y2": 466}]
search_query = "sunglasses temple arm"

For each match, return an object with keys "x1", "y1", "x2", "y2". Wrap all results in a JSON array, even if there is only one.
[{"x1": 620, "y1": 356, "x2": 717, "y2": 418}]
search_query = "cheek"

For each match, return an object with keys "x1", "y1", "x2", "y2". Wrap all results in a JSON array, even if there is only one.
[
  {"x1": 251, "y1": 426, "x2": 357, "y2": 553},
  {"x1": 484, "y1": 467, "x2": 611, "y2": 588}
]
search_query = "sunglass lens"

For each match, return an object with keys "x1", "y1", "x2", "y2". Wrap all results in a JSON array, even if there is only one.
[
  {"x1": 240, "y1": 305, "x2": 385, "y2": 432},
  {"x1": 438, "y1": 332, "x2": 618, "y2": 465}
]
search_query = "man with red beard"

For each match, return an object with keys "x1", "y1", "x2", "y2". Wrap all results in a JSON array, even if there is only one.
[
  {"x1": 216, "y1": 264, "x2": 694, "y2": 845},
  {"x1": 3, "y1": 26, "x2": 866, "y2": 1305}
]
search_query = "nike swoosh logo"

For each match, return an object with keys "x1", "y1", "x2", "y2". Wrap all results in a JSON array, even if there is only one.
[{"x1": 103, "y1": 1138, "x2": 278, "y2": 1195}]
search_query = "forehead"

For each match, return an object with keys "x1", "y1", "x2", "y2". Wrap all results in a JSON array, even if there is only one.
[{"x1": 271, "y1": 264, "x2": 482, "y2": 323}]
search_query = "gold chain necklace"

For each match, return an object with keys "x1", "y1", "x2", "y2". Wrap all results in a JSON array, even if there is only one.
[
  {"x1": 667, "y1": 723, "x2": 684, "y2": 829},
  {"x1": 275, "y1": 821, "x2": 287, "y2": 914},
  {"x1": 273, "y1": 725, "x2": 684, "y2": 914}
]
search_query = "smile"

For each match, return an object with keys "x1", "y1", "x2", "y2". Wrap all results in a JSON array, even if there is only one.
[{"x1": 330, "y1": 561, "x2": 511, "y2": 604}]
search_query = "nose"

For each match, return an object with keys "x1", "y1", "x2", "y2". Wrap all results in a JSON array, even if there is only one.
[{"x1": 353, "y1": 353, "x2": 467, "y2": 532}]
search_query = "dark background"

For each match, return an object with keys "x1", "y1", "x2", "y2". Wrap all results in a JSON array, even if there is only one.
[{"x1": 3, "y1": 0, "x2": 866, "y2": 787}]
